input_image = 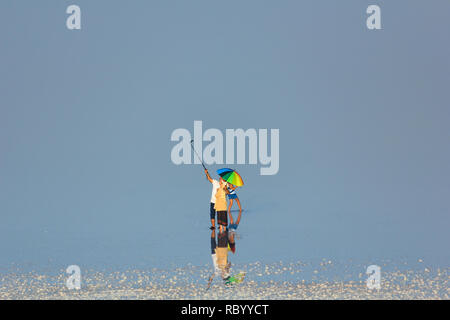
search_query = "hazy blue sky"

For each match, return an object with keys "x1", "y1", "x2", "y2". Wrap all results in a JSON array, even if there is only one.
[{"x1": 1, "y1": 1, "x2": 449, "y2": 272}]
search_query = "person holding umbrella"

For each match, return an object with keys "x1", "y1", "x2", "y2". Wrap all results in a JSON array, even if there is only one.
[{"x1": 226, "y1": 183, "x2": 242, "y2": 229}]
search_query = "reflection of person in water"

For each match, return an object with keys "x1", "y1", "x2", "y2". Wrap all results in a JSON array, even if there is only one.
[
  {"x1": 213, "y1": 229, "x2": 230, "y2": 277},
  {"x1": 228, "y1": 229, "x2": 236, "y2": 254},
  {"x1": 207, "y1": 228, "x2": 245, "y2": 289},
  {"x1": 208, "y1": 228, "x2": 231, "y2": 288}
]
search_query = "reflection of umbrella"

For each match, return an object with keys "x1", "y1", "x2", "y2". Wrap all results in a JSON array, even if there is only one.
[
  {"x1": 225, "y1": 272, "x2": 246, "y2": 286},
  {"x1": 216, "y1": 168, "x2": 244, "y2": 187}
]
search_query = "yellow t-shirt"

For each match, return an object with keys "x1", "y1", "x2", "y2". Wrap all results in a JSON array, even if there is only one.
[
  {"x1": 216, "y1": 247, "x2": 228, "y2": 268},
  {"x1": 214, "y1": 185, "x2": 227, "y2": 211}
]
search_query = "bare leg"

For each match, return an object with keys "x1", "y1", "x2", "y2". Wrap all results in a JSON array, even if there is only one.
[
  {"x1": 228, "y1": 199, "x2": 234, "y2": 225},
  {"x1": 210, "y1": 204, "x2": 216, "y2": 228},
  {"x1": 235, "y1": 198, "x2": 242, "y2": 225}
]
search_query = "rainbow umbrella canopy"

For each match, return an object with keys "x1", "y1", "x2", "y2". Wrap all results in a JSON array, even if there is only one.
[{"x1": 216, "y1": 168, "x2": 244, "y2": 187}]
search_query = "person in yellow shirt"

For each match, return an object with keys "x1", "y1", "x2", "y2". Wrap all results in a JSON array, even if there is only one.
[{"x1": 214, "y1": 178, "x2": 229, "y2": 232}]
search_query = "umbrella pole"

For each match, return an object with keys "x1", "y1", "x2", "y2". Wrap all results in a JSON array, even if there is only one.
[{"x1": 190, "y1": 139, "x2": 207, "y2": 170}]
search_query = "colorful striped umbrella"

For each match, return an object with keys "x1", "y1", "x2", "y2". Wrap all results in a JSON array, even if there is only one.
[{"x1": 216, "y1": 168, "x2": 244, "y2": 187}]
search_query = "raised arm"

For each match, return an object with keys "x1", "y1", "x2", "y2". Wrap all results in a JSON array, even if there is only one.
[{"x1": 205, "y1": 169, "x2": 213, "y2": 183}]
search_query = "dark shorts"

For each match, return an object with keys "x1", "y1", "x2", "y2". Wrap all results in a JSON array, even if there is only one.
[
  {"x1": 218, "y1": 229, "x2": 228, "y2": 248},
  {"x1": 227, "y1": 193, "x2": 238, "y2": 200},
  {"x1": 217, "y1": 211, "x2": 228, "y2": 226},
  {"x1": 210, "y1": 202, "x2": 216, "y2": 220}
]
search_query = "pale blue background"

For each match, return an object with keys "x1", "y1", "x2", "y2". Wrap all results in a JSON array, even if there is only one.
[{"x1": 0, "y1": 1, "x2": 449, "y2": 272}]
